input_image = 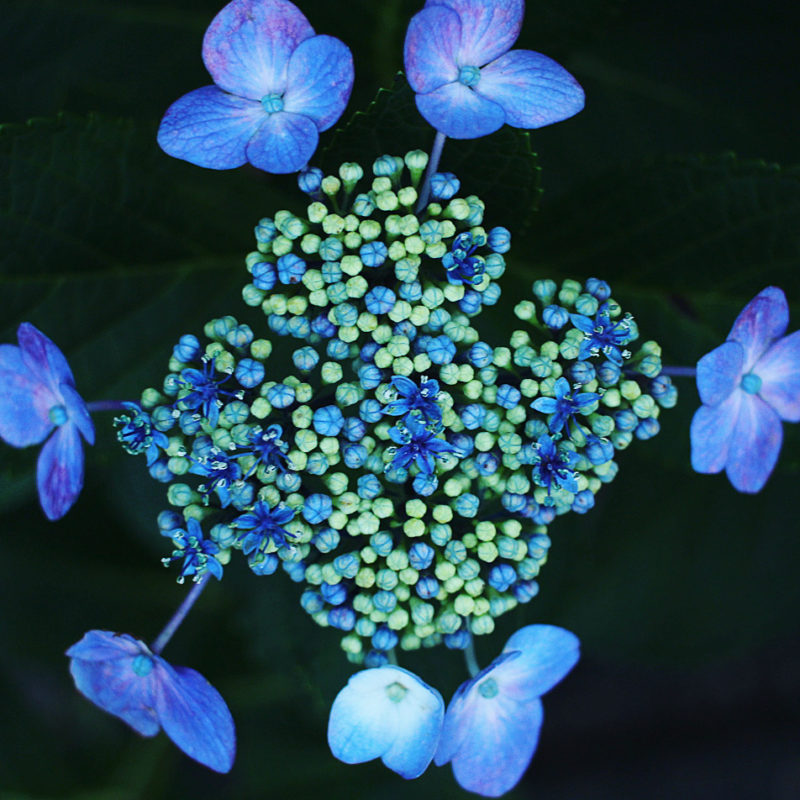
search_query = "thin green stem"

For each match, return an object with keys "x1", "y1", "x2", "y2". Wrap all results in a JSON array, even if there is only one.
[
  {"x1": 387, "y1": 648, "x2": 399, "y2": 666},
  {"x1": 415, "y1": 130, "x2": 447, "y2": 213},
  {"x1": 463, "y1": 632, "x2": 480, "y2": 678}
]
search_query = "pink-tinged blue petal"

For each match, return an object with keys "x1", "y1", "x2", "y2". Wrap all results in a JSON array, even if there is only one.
[
  {"x1": 404, "y1": 6, "x2": 461, "y2": 93},
  {"x1": 725, "y1": 393, "x2": 783, "y2": 493},
  {"x1": 500, "y1": 624, "x2": 581, "y2": 700},
  {"x1": 67, "y1": 631, "x2": 160, "y2": 736},
  {"x1": 477, "y1": 49, "x2": 585, "y2": 129},
  {"x1": 37, "y1": 422, "x2": 84, "y2": 520},
  {"x1": 755, "y1": 330, "x2": 800, "y2": 422},
  {"x1": 17, "y1": 322, "x2": 75, "y2": 393},
  {"x1": 690, "y1": 394, "x2": 740, "y2": 474},
  {"x1": 0, "y1": 354, "x2": 53, "y2": 448},
  {"x1": 428, "y1": 0, "x2": 525, "y2": 67},
  {"x1": 696, "y1": 341, "x2": 743, "y2": 406},
  {"x1": 156, "y1": 665, "x2": 236, "y2": 773},
  {"x1": 416, "y1": 82, "x2": 505, "y2": 139},
  {"x1": 60, "y1": 381, "x2": 95, "y2": 445},
  {"x1": 157, "y1": 86, "x2": 265, "y2": 169},
  {"x1": 283, "y1": 35, "x2": 354, "y2": 131},
  {"x1": 202, "y1": 0, "x2": 315, "y2": 99},
  {"x1": 245, "y1": 111, "x2": 318, "y2": 173},
  {"x1": 727, "y1": 286, "x2": 788, "y2": 371},
  {"x1": 436, "y1": 674, "x2": 544, "y2": 797},
  {"x1": 328, "y1": 666, "x2": 444, "y2": 779}
]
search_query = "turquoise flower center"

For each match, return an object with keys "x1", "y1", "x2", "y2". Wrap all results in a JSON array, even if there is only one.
[
  {"x1": 49, "y1": 404, "x2": 68, "y2": 426},
  {"x1": 740, "y1": 372, "x2": 762, "y2": 395},
  {"x1": 457, "y1": 65, "x2": 481, "y2": 88},
  {"x1": 260, "y1": 93, "x2": 284, "y2": 114},
  {"x1": 478, "y1": 677, "x2": 498, "y2": 698},
  {"x1": 385, "y1": 680, "x2": 408, "y2": 703},
  {"x1": 132, "y1": 653, "x2": 154, "y2": 677}
]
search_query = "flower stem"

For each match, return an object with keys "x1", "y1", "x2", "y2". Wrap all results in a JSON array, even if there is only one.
[
  {"x1": 151, "y1": 574, "x2": 210, "y2": 655},
  {"x1": 415, "y1": 130, "x2": 447, "y2": 213},
  {"x1": 387, "y1": 648, "x2": 399, "y2": 667},
  {"x1": 660, "y1": 366, "x2": 697, "y2": 377},
  {"x1": 463, "y1": 632, "x2": 480, "y2": 678},
  {"x1": 86, "y1": 400, "x2": 130, "y2": 413}
]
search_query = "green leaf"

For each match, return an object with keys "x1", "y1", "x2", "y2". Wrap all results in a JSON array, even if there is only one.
[
  {"x1": 322, "y1": 74, "x2": 542, "y2": 231},
  {"x1": 531, "y1": 152, "x2": 800, "y2": 297}
]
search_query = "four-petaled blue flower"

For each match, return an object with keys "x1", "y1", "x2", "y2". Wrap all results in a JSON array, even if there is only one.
[
  {"x1": 442, "y1": 232, "x2": 486, "y2": 285},
  {"x1": 384, "y1": 375, "x2": 443, "y2": 423},
  {"x1": 570, "y1": 303, "x2": 635, "y2": 366},
  {"x1": 388, "y1": 413, "x2": 460, "y2": 475},
  {"x1": 158, "y1": 0, "x2": 354, "y2": 174},
  {"x1": 232, "y1": 500, "x2": 295, "y2": 552},
  {"x1": 238, "y1": 423, "x2": 291, "y2": 475},
  {"x1": 176, "y1": 357, "x2": 235, "y2": 429},
  {"x1": 0, "y1": 323, "x2": 95, "y2": 520},
  {"x1": 404, "y1": 0, "x2": 584, "y2": 138},
  {"x1": 691, "y1": 286, "x2": 800, "y2": 492},
  {"x1": 189, "y1": 450, "x2": 243, "y2": 507},
  {"x1": 435, "y1": 625, "x2": 580, "y2": 796},
  {"x1": 531, "y1": 376, "x2": 600, "y2": 437},
  {"x1": 163, "y1": 517, "x2": 224, "y2": 583},
  {"x1": 67, "y1": 630, "x2": 235, "y2": 773},
  {"x1": 114, "y1": 402, "x2": 169, "y2": 466},
  {"x1": 531, "y1": 434, "x2": 579, "y2": 496},
  {"x1": 328, "y1": 665, "x2": 444, "y2": 778}
]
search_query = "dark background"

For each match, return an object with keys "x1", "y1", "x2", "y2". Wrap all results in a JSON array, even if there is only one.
[{"x1": 1, "y1": 0, "x2": 799, "y2": 798}]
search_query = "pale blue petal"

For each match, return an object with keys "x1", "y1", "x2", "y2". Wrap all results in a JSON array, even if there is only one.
[
  {"x1": 17, "y1": 322, "x2": 75, "y2": 394},
  {"x1": 696, "y1": 341, "x2": 743, "y2": 406},
  {"x1": 478, "y1": 49, "x2": 585, "y2": 128},
  {"x1": 61, "y1": 382, "x2": 95, "y2": 445},
  {"x1": 437, "y1": 672, "x2": 544, "y2": 798},
  {"x1": 0, "y1": 353, "x2": 53, "y2": 447},
  {"x1": 755, "y1": 330, "x2": 800, "y2": 422},
  {"x1": 156, "y1": 664, "x2": 236, "y2": 773},
  {"x1": 725, "y1": 392, "x2": 783, "y2": 493},
  {"x1": 416, "y1": 82, "x2": 505, "y2": 139},
  {"x1": 283, "y1": 35, "x2": 354, "y2": 131},
  {"x1": 690, "y1": 394, "x2": 740, "y2": 474},
  {"x1": 428, "y1": 0, "x2": 524, "y2": 66},
  {"x1": 499, "y1": 625, "x2": 580, "y2": 700},
  {"x1": 67, "y1": 631, "x2": 160, "y2": 737},
  {"x1": 727, "y1": 286, "x2": 788, "y2": 371},
  {"x1": 404, "y1": 6, "x2": 461, "y2": 94},
  {"x1": 202, "y1": 0, "x2": 315, "y2": 99},
  {"x1": 37, "y1": 422, "x2": 84, "y2": 520},
  {"x1": 157, "y1": 86, "x2": 264, "y2": 169},
  {"x1": 328, "y1": 666, "x2": 443, "y2": 778},
  {"x1": 245, "y1": 110, "x2": 318, "y2": 173},
  {"x1": 531, "y1": 397, "x2": 557, "y2": 414}
]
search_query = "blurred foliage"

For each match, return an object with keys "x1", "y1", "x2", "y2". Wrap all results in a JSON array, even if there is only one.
[{"x1": 1, "y1": 0, "x2": 799, "y2": 798}]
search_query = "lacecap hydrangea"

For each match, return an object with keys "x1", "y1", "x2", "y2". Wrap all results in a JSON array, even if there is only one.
[{"x1": 116, "y1": 151, "x2": 677, "y2": 666}]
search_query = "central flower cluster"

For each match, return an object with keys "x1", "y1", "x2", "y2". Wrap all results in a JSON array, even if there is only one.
[{"x1": 118, "y1": 152, "x2": 676, "y2": 666}]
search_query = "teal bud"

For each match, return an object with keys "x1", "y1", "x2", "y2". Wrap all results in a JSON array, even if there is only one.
[
  {"x1": 338, "y1": 162, "x2": 364, "y2": 188},
  {"x1": 167, "y1": 483, "x2": 197, "y2": 507},
  {"x1": 404, "y1": 149, "x2": 429, "y2": 184},
  {"x1": 373, "y1": 155, "x2": 404, "y2": 177}
]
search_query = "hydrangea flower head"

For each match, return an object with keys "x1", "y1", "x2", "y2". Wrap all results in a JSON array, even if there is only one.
[
  {"x1": 158, "y1": 0, "x2": 354, "y2": 173},
  {"x1": 0, "y1": 323, "x2": 94, "y2": 520},
  {"x1": 435, "y1": 624, "x2": 580, "y2": 796},
  {"x1": 67, "y1": 630, "x2": 235, "y2": 773},
  {"x1": 691, "y1": 286, "x2": 800, "y2": 492},
  {"x1": 328, "y1": 665, "x2": 444, "y2": 778},
  {"x1": 404, "y1": 0, "x2": 585, "y2": 138}
]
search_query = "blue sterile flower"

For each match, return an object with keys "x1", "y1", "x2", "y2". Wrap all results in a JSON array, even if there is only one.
[
  {"x1": 233, "y1": 500, "x2": 295, "y2": 551},
  {"x1": 157, "y1": 0, "x2": 354, "y2": 173},
  {"x1": 691, "y1": 287, "x2": 800, "y2": 493},
  {"x1": 403, "y1": 0, "x2": 584, "y2": 138},
  {"x1": 531, "y1": 377, "x2": 600, "y2": 436},
  {"x1": 570, "y1": 303, "x2": 635, "y2": 366},
  {"x1": 0, "y1": 323, "x2": 95, "y2": 520},
  {"x1": 328, "y1": 665, "x2": 445, "y2": 779},
  {"x1": 388, "y1": 413, "x2": 461, "y2": 476},
  {"x1": 442, "y1": 232, "x2": 485, "y2": 286},
  {"x1": 435, "y1": 625, "x2": 579, "y2": 796},
  {"x1": 531, "y1": 435, "x2": 579, "y2": 495},
  {"x1": 163, "y1": 517, "x2": 224, "y2": 583},
  {"x1": 67, "y1": 630, "x2": 235, "y2": 773},
  {"x1": 384, "y1": 375, "x2": 443, "y2": 423}
]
